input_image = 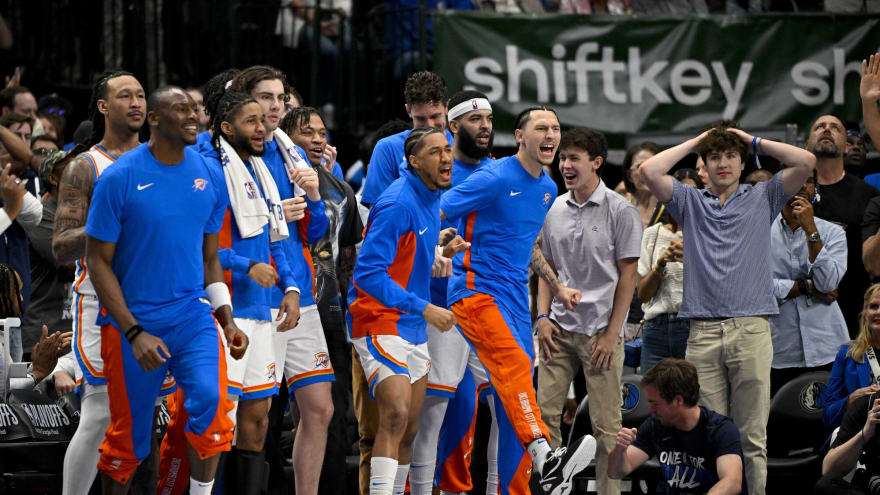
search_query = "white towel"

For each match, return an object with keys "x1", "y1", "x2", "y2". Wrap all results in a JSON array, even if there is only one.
[
  {"x1": 218, "y1": 135, "x2": 289, "y2": 242},
  {"x1": 273, "y1": 128, "x2": 311, "y2": 197}
]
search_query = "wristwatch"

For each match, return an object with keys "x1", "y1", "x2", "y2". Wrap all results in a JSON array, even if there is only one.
[
  {"x1": 797, "y1": 279, "x2": 815, "y2": 297},
  {"x1": 807, "y1": 232, "x2": 821, "y2": 243}
]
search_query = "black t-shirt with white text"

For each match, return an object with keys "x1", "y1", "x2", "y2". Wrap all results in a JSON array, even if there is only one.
[{"x1": 632, "y1": 406, "x2": 746, "y2": 494}]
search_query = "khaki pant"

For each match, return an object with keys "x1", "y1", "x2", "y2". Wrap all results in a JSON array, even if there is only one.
[
  {"x1": 687, "y1": 317, "x2": 771, "y2": 495},
  {"x1": 537, "y1": 329, "x2": 623, "y2": 495},
  {"x1": 352, "y1": 348, "x2": 379, "y2": 495}
]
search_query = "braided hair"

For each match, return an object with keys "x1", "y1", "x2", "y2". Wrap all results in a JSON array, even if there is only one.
[
  {"x1": 404, "y1": 127, "x2": 443, "y2": 170},
  {"x1": 86, "y1": 70, "x2": 135, "y2": 148},
  {"x1": 0, "y1": 264, "x2": 22, "y2": 318},
  {"x1": 279, "y1": 106, "x2": 324, "y2": 137},
  {"x1": 203, "y1": 68, "x2": 241, "y2": 123},
  {"x1": 210, "y1": 91, "x2": 257, "y2": 152}
]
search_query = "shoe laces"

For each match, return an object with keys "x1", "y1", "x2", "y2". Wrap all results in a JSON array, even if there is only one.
[{"x1": 548, "y1": 446, "x2": 567, "y2": 461}]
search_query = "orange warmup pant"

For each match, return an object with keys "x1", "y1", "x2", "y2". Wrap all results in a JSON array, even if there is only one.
[{"x1": 451, "y1": 293, "x2": 550, "y2": 495}]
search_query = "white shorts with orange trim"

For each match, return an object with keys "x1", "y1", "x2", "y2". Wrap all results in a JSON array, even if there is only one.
[
  {"x1": 225, "y1": 318, "x2": 278, "y2": 400},
  {"x1": 351, "y1": 334, "x2": 430, "y2": 400},
  {"x1": 271, "y1": 304, "x2": 335, "y2": 394},
  {"x1": 72, "y1": 292, "x2": 176, "y2": 396},
  {"x1": 72, "y1": 293, "x2": 105, "y2": 385},
  {"x1": 425, "y1": 324, "x2": 489, "y2": 398}
]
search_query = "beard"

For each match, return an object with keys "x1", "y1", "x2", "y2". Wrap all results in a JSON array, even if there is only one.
[
  {"x1": 808, "y1": 139, "x2": 842, "y2": 158},
  {"x1": 232, "y1": 132, "x2": 264, "y2": 157},
  {"x1": 458, "y1": 127, "x2": 493, "y2": 161}
]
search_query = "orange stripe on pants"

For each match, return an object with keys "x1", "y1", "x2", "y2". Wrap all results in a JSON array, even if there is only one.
[
  {"x1": 97, "y1": 326, "x2": 139, "y2": 484},
  {"x1": 451, "y1": 294, "x2": 549, "y2": 446},
  {"x1": 183, "y1": 328, "x2": 234, "y2": 459}
]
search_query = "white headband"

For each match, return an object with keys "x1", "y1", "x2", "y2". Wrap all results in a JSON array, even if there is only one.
[{"x1": 447, "y1": 98, "x2": 492, "y2": 121}]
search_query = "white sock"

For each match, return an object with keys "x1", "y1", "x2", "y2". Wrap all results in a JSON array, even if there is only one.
[
  {"x1": 370, "y1": 456, "x2": 398, "y2": 495},
  {"x1": 393, "y1": 463, "x2": 410, "y2": 495},
  {"x1": 528, "y1": 438, "x2": 552, "y2": 472},
  {"x1": 410, "y1": 462, "x2": 435, "y2": 495},
  {"x1": 189, "y1": 477, "x2": 214, "y2": 495},
  {"x1": 410, "y1": 396, "x2": 449, "y2": 495},
  {"x1": 486, "y1": 396, "x2": 500, "y2": 495},
  {"x1": 62, "y1": 387, "x2": 110, "y2": 495}
]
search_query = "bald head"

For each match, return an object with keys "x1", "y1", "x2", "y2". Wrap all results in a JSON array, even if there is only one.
[
  {"x1": 806, "y1": 114, "x2": 846, "y2": 159},
  {"x1": 148, "y1": 86, "x2": 190, "y2": 113},
  {"x1": 147, "y1": 86, "x2": 200, "y2": 146}
]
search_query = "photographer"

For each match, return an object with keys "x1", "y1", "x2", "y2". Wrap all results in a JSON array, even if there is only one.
[{"x1": 819, "y1": 393, "x2": 880, "y2": 494}]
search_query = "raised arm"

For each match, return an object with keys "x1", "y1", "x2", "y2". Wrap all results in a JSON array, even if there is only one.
[
  {"x1": 639, "y1": 132, "x2": 707, "y2": 203},
  {"x1": 0, "y1": 125, "x2": 34, "y2": 175},
  {"x1": 727, "y1": 128, "x2": 815, "y2": 198},
  {"x1": 53, "y1": 155, "x2": 95, "y2": 263},
  {"x1": 862, "y1": 53, "x2": 880, "y2": 149}
]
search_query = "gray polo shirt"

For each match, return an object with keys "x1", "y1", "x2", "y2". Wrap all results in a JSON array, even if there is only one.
[
  {"x1": 664, "y1": 173, "x2": 789, "y2": 319},
  {"x1": 541, "y1": 182, "x2": 642, "y2": 336}
]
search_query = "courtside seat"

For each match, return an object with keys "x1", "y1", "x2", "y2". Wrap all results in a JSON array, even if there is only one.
[{"x1": 765, "y1": 371, "x2": 830, "y2": 493}]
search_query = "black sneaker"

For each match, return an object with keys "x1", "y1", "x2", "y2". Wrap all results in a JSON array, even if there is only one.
[{"x1": 534, "y1": 435, "x2": 596, "y2": 495}]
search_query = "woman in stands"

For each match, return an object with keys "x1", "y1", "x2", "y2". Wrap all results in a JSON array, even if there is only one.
[{"x1": 820, "y1": 284, "x2": 880, "y2": 428}]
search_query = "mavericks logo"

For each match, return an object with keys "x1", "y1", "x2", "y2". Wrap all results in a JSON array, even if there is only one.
[
  {"x1": 799, "y1": 381, "x2": 826, "y2": 413},
  {"x1": 621, "y1": 382, "x2": 640, "y2": 411}
]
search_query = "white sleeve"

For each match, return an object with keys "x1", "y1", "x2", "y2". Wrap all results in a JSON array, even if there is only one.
[
  {"x1": 14, "y1": 192, "x2": 43, "y2": 227},
  {"x1": 52, "y1": 351, "x2": 78, "y2": 379},
  {"x1": 0, "y1": 208, "x2": 11, "y2": 235}
]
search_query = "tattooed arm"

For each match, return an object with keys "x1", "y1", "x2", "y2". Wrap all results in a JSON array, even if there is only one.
[
  {"x1": 53, "y1": 156, "x2": 95, "y2": 264},
  {"x1": 531, "y1": 234, "x2": 581, "y2": 311}
]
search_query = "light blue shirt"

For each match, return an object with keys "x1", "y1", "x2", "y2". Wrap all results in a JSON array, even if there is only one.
[
  {"x1": 664, "y1": 173, "x2": 788, "y2": 319},
  {"x1": 769, "y1": 214, "x2": 849, "y2": 368}
]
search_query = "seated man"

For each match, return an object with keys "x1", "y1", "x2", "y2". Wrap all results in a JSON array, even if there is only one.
[
  {"x1": 818, "y1": 391, "x2": 880, "y2": 494},
  {"x1": 608, "y1": 358, "x2": 744, "y2": 494}
]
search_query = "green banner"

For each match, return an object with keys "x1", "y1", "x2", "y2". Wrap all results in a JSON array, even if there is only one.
[{"x1": 434, "y1": 13, "x2": 880, "y2": 141}]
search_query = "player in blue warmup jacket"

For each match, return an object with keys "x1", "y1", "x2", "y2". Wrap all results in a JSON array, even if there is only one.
[{"x1": 348, "y1": 127, "x2": 468, "y2": 495}]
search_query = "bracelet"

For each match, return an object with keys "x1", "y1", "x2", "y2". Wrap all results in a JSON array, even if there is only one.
[
  {"x1": 247, "y1": 260, "x2": 258, "y2": 272},
  {"x1": 752, "y1": 136, "x2": 764, "y2": 154},
  {"x1": 125, "y1": 324, "x2": 145, "y2": 343},
  {"x1": 536, "y1": 314, "x2": 550, "y2": 322}
]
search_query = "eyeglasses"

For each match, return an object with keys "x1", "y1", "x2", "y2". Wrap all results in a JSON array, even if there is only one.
[{"x1": 32, "y1": 147, "x2": 54, "y2": 156}]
